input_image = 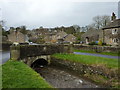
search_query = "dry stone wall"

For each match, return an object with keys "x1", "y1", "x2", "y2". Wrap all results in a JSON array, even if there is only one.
[{"x1": 73, "y1": 45, "x2": 120, "y2": 53}]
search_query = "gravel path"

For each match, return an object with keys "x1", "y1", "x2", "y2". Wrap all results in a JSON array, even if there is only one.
[{"x1": 74, "y1": 52, "x2": 118, "y2": 59}]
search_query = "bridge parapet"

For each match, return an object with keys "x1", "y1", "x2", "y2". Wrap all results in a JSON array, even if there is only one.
[{"x1": 10, "y1": 44, "x2": 73, "y2": 60}]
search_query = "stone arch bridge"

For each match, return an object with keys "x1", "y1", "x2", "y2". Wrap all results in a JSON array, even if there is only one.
[{"x1": 10, "y1": 44, "x2": 73, "y2": 66}]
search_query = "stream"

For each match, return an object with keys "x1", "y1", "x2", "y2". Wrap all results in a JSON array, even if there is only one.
[{"x1": 34, "y1": 65, "x2": 102, "y2": 88}]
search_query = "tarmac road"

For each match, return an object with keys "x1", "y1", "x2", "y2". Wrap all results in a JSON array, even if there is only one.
[
  {"x1": 74, "y1": 52, "x2": 118, "y2": 59},
  {"x1": 0, "y1": 51, "x2": 10, "y2": 64}
]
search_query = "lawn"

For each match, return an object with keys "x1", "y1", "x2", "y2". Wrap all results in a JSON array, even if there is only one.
[
  {"x1": 74, "y1": 49, "x2": 119, "y2": 56},
  {"x1": 2, "y1": 60, "x2": 53, "y2": 88},
  {"x1": 0, "y1": 65, "x2": 1, "y2": 89},
  {"x1": 52, "y1": 53, "x2": 118, "y2": 69}
]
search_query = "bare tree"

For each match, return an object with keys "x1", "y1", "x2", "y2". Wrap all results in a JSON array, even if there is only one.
[
  {"x1": 87, "y1": 23, "x2": 96, "y2": 30},
  {"x1": 0, "y1": 20, "x2": 5, "y2": 27},
  {"x1": 93, "y1": 16, "x2": 102, "y2": 30},
  {"x1": 19, "y1": 26, "x2": 27, "y2": 34},
  {"x1": 92, "y1": 15, "x2": 110, "y2": 30},
  {"x1": 101, "y1": 15, "x2": 110, "y2": 27}
]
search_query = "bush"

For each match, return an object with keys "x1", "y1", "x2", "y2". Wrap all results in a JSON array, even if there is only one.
[
  {"x1": 88, "y1": 42, "x2": 97, "y2": 45},
  {"x1": 102, "y1": 43, "x2": 107, "y2": 45},
  {"x1": 98, "y1": 40, "x2": 102, "y2": 46}
]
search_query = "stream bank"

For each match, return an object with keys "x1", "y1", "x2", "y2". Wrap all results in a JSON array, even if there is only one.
[{"x1": 50, "y1": 56, "x2": 119, "y2": 88}]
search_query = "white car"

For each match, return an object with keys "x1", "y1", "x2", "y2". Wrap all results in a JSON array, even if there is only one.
[{"x1": 13, "y1": 42, "x2": 19, "y2": 46}]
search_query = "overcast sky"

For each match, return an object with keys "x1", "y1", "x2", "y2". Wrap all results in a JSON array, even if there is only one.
[{"x1": 0, "y1": 0, "x2": 119, "y2": 30}]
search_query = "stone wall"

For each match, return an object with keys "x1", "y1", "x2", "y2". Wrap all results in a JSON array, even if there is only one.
[
  {"x1": 2, "y1": 43, "x2": 12, "y2": 51},
  {"x1": 73, "y1": 45, "x2": 120, "y2": 53},
  {"x1": 10, "y1": 44, "x2": 73, "y2": 60}
]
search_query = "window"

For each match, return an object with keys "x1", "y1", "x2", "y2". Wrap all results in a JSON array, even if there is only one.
[
  {"x1": 113, "y1": 38, "x2": 119, "y2": 43},
  {"x1": 112, "y1": 29, "x2": 118, "y2": 34}
]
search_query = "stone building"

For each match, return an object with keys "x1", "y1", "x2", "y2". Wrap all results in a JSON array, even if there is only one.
[
  {"x1": 81, "y1": 13, "x2": 120, "y2": 46},
  {"x1": 44, "y1": 31, "x2": 67, "y2": 44},
  {"x1": 8, "y1": 30, "x2": 28, "y2": 43},
  {"x1": 52, "y1": 31, "x2": 76, "y2": 44},
  {"x1": 102, "y1": 16, "x2": 120, "y2": 46},
  {"x1": 81, "y1": 29, "x2": 103, "y2": 44},
  {"x1": 54, "y1": 31, "x2": 68, "y2": 40},
  {"x1": 44, "y1": 35, "x2": 53, "y2": 44},
  {"x1": 44, "y1": 31, "x2": 77, "y2": 44},
  {"x1": 64, "y1": 34, "x2": 77, "y2": 44}
]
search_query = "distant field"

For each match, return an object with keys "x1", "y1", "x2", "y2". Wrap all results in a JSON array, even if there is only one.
[
  {"x1": 2, "y1": 60, "x2": 52, "y2": 88},
  {"x1": 74, "y1": 49, "x2": 119, "y2": 56},
  {"x1": 52, "y1": 53, "x2": 118, "y2": 69}
]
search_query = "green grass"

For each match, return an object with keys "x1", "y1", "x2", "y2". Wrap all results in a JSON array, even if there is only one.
[
  {"x1": 0, "y1": 65, "x2": 2, "y2": 89},
  {"x1": 74, "y1": 49, "x2": 119, "y2": 56},
  {"x1": 52, "y1": 53, "x2": 119, "y2": 88},
  {"x1": 84, "y1": 73, "x2": 119, "y2": 88},
  {"x1": 2, "y1": 60, "x2": 53, "y2": 88},
  {"x1": 52, "y1": 53, "x2": 118, "y2": 69}
]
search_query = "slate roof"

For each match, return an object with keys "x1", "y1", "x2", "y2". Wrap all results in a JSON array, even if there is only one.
[
  {"x1": 63, "y1": 34, "x2": 76, "y2": 39},
  {"x1": 102, "y1": 19, "x2": 120, "y2": 29},
  {"x1": 82, "y1": 29, "x2": 102, "y2": 38}
]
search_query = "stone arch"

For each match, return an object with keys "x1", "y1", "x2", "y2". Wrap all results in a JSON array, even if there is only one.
[{"x1": 31, "y1": 58, "x2": 48, "y2": 68}]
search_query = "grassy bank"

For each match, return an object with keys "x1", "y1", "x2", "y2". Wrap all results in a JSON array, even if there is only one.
[
  {"x1": 52, "y1": 53, "x2": 118, "y2": 69},
  {"x1": 0, "y1": 65, "x2": 2, "y2": 89},
  {"x1": 52, "y1": 53, "x2": 119, "y2": 88},
  {"x1": 2, "y1": 60, "x2": 52, "y2": 88},
  {"x1": 74, "y1": 49, "x2": 119, "y2": 56}
]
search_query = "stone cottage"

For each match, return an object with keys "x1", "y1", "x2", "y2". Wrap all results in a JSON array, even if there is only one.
[
  {"x1": 81, "y1": 13, "x2": 120, "y2": 46},
  {"x1": 8, "y1": 30, "x2": 29, "y2": 43},
  {"x1": 44, "y1": 34, "x2": 53, "y2": 44},
  {"x1": 102, "y1": 18, "x2": 120, "y2": 46},
  {"x1": 81, "y1": 29, "x2": 103, "y2": 44},
  {"x1": 44, "y1": 31, "x2": 67, "y2": 44},
  {"x1": 63, "y1": 34, "x2": 77, "y2": 44},
  {"x1": 52, "y1": 31, "x2": 76, "y2": 44},
  {"x1": 55, "y1": 31, "x2": 68, "y2": 40},
  {"x1": 44, "y1": 31, "x2": 77, "y2": 44}
]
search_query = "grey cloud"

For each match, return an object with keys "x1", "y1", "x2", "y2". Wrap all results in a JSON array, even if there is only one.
[{"x1": 0, "y1": 1, "x2": 118, "y2": 29}]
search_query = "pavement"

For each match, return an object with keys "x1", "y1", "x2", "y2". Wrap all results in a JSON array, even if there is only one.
[{"x1": 74, "y1": 52, "x2": 119, "y2": 59}]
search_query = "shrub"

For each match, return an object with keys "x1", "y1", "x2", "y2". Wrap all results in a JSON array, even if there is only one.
[
  {"x1": 88, "y1": 42, "x2": 97, "y2": 45},
  {"x1": 102, "y1": 43, "x2": 107, "y2": 45},
  {"x1": 98, "y1": 40, "x2": 102, "y2": 46}
]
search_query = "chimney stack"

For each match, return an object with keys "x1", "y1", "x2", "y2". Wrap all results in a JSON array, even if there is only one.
[{"x1": 111, "y1": 12, "x2": 116, "y2": 21}]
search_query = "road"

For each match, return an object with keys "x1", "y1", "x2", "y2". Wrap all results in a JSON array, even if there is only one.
[
  {"x1": 0, "y1": 51, "x2": 10, "y2": 65},
  {"x1": 74, "y1": 52, "x2": 118, "y2": 59}
]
